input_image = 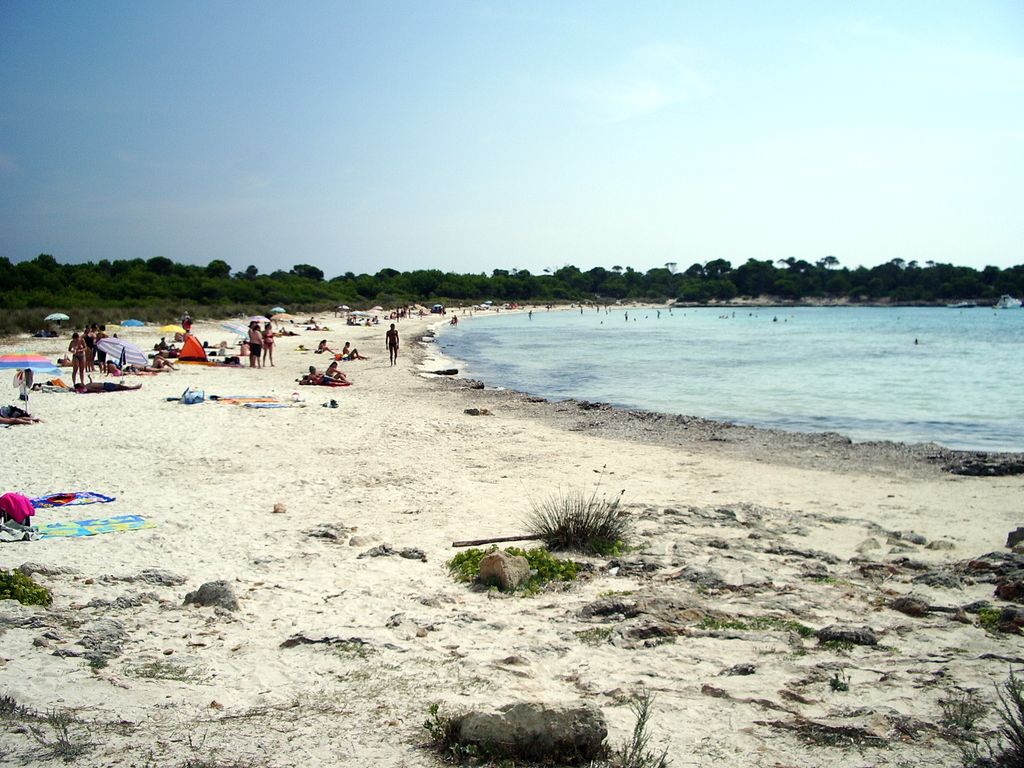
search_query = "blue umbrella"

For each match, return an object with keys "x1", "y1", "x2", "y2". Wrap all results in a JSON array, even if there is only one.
[
  {"x1": 0, "y1": 353, "x2": 61, "y2": 414},
  {"x1": 270, "y1": 306, "x2": 287, "y2": 314},
  {"x1": 121, "y1": 319, "x2": 145, "y2": 327}
]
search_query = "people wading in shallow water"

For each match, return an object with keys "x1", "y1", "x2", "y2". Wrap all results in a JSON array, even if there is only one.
[{"x1": 385, "y1": 323, "x2": 399, "y2": 366}]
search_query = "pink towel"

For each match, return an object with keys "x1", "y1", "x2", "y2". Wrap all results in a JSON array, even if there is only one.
[{"x1": 0, "y1": 492, "x2": 34, "y2": 525}]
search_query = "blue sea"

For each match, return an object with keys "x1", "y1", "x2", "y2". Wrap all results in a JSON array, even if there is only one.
[{"x1": 438, "y1": 306, "x2": 1024, "y2": 452}]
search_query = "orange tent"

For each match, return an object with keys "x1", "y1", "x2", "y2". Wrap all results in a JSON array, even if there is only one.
[{"x1": 178, "y1": 335, "x2": 209, "y2": 363}]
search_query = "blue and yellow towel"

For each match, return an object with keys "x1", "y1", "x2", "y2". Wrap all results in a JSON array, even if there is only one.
[{"x1": 38, "y1": 514, "x2": 154, "y2": 539}]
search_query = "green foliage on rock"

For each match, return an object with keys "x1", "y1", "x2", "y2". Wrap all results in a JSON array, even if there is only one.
[
  {"x1": 0, "y1": 569, "x2": 52, "y2": 607},
  {"x1": 447, "y1": 546, "x2": 581, "y2": 595}
]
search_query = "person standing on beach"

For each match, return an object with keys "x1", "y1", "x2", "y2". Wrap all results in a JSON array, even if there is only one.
[
  {"x1": 247, "y1": 322, "x2": 263, "y2": 368},
  {"x1": 262, "y1": 322, "x2": 275, "y2": 367},
  {"x1": 385, "y1": 323, "x2": 399, "y2": 366},
  {"x1": 68, "y1": 332, "x2": 87, "y2": 387}
]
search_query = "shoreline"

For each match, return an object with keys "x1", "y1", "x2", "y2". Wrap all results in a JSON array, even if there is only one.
[{"x1": 418, "y1": 320, "x2": 1024, "y2": 479}]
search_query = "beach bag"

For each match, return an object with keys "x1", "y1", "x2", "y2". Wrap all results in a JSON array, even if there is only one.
[
  {"x1": 181, "y1": 387, "x2": 205, "y2": 405},
  {"x1": 0, "y1": 492, "x2": 34, "y2": 525}
]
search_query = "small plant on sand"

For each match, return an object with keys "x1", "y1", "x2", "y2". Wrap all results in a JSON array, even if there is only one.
[
  {"x1": 575, "y1": 627, "x2": 614, "y2": 646},
  {"x1": 28, "y1": 709, "x2": 92, "y2": 762},
  {"x1": 597, "y1": 690, "x2": 670, "y2": 768},
  {"x1": 978, "y1": 607, "x2": 1003, "y2": 634},
  {"x1": 423, "y1": 702, "x2": 479, "y2": 762},
  {"x1": 525, "y1": 487, "x2": 629, "y2": 555},
  {"x1": 0, "y1": 694, "x2": 40, "y2": 723},
  {"x1": 446, "y1": 546, "x2": 581, "y2": 595},
  {"x1": 0, "y1": 569, "x2": 52, "y2": 607},
  {"x1": 962, "y1": 669, "x2": 1024, "y2": 767},
  {"x1": 126, "y1": 660, "x2": 207, "y2": 683},
  {"x1": 829, "y1": 670, "x2": 851, "y2": 693},
  {"x1": 698, "y1": 615, "x2": 815, "y2": 638},
  {"x1": 941, "y1": 689, "x2": 988, "y2": 733}
]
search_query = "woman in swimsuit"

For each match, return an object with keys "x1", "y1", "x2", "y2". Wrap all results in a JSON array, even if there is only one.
[
  {"x1": 68, "y1": 332, "x2": 87, "y2": 387},
  {"x1": 262, "y1": 322, "x2": 275, "y2": 367},
  {"x1": 83, "y1": 326, "x2": 97, "y2": 373},
  {"x1": 247, "y1": 323, "x2": 262, "y2": 369}
]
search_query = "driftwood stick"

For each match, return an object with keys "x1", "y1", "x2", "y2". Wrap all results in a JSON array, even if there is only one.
[{"x1": 451, "y1": 533, "x2": 541, "y2": 548}]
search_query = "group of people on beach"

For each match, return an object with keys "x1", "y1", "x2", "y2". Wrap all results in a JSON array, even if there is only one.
[{"x1": 244, "y1": 322, "x2": 276, "y2": 368}]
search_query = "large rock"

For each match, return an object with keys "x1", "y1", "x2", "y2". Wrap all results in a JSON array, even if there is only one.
[
  {"x1": 479, "y1": 551, "x2": 530, "y2": 592},
  {"x1": 1007, "y1": 528, "x2": 1024, "y2": 549},
  {"x1": 457, "y1": 702, "x2": 607, "y2": 763},
  {"x1": 816, "y1": 625, "x2": 878, "y2": 646},
  {"x1": 183, "y1": 580, "x2": 239, "y2": 611}
]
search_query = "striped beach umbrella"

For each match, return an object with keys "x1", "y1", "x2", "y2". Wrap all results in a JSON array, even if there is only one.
[
  {"x1": 96, "y1": 338, "x2": 148, "y2": 368},
  {"x1": 0, "y1": 353, "x2": 60, "y2": 376},
  {"x1": 222, "y1": 323, "x2": 249, "y2": 337}
]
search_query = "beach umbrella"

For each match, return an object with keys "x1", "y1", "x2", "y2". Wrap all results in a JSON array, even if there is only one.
[
  {"x1": 272, "y1": 313, "x2": 295, "y2": 322},
  {"x1": 338, "y1": 305, "x2": 350, "y2": 310},
  {"x1": 1, "y1": 353, "x2": 62, "y2": 415},
  {"x1": 222, "y1": 323, "x2": 248, "y2": 337},
  {"x1": 161, "y1": 324, "x2": 186, "y2": 334},
  {"x1": 270, "y1": 306, "x2": 287, "y2": 314},
  {"x1": 248, "y1": 315, "x2": 270, "y2": 323},
  {"x1": 0, "y1": 353, "x2": 60, "y2": 376},
  {"x1": 370, "y1": 306, "x2": 383, "y2": 311},
  {"x1": 120, "y1": 319, "x2": 145, "y2": 327},
  {"x1": 96, "y1": 338, "x2": 148, "y2": 368},
  {"x1": 44, "y1": 312, "x2": 70, "y2": 322}
]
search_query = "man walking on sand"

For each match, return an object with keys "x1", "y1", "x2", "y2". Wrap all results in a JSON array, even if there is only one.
[{"x1": 386, "y1": 323, "x2": 399, "y2": 366}]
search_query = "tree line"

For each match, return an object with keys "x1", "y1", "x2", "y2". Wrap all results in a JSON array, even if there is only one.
[{"x1": 2, "y1": 253, "x2": 1022, "y2": 314}]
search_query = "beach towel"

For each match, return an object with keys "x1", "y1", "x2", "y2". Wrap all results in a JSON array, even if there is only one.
[
  {"x1": 30, "y1": 491, "x2": 116, "y2": 509},
  {"x1": 0, "y1": 520, "x2": 38, "y2": 542},
  {"x1": 299, "y1": 379, "x2": 351, "y2": 387},
  {"x1": 37, "y1": 514, "x2": 154, "y2": 539},
  {"x1": 211, "y1": 395, "x2": 280, "y2": 404},
  {"x1": 242, "y1": 402, "x2": 297, "y2": 408}
]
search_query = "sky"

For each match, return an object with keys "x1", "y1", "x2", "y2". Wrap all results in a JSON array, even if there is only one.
[{"x1": 1, "y1": 1, "x2": 1022, "y2": 278}]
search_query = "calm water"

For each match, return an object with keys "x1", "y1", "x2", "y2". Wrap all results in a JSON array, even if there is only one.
[{"x1": 438, "y1": 306, "x2": 1024, "y2": 452}]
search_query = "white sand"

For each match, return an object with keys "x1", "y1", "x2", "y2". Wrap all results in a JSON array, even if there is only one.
[{"x1": 1, "y1": 312, "x2": 1022, "y2": 766}]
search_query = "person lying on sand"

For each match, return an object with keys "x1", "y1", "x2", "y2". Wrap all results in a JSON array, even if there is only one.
[
  {"x1": 0, "y1": 405, "x2": 40, "y2": 424},
  {"x1": 323, "y1": 361, "x2": 351, "y2": 384},
  {"x1": 76, "y1": 381, "x2": 141, "y2": 393}
]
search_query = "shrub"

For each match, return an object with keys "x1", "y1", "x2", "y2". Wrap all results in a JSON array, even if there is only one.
[
  {"x1": 598, "y1": 690, "x2": 670, "y2": 768},
  {"x1": 941, "y1": 689, "x2": 987, "y2": 732},
  {"x1": 525, "y1": 487, "x2": 629, "y2": 555},
  {"x1": 0, "y1": 569, "x2": 52, "y2": 607},
  {"x1": 962, "y1": 670, "x2": 1024, "y2": 767}
]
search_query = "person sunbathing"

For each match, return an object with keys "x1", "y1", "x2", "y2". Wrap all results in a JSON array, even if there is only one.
[
  {"x1": 315, "y1": 340, "x2": 334, "y2": 354},
  {"x1": 323, "y1": 362, "x2": 351, "y2": 384},
  {"x1": 339, "y1": 342, "x2": 367, "y2": 360},
  {"x1": 298, "y1": 365, "x2": 323, "y2": 385},
  {"x1": 0, "y1": 405, "x2": 40, "y2": 424},
  {"x1": 76, "y1": 381, "x2": 141, "y2": 393}
]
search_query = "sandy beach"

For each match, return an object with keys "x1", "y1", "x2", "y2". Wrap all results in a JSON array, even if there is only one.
[{"x1": 2, "y1": 310, "x2": 1023, "y2": 767}]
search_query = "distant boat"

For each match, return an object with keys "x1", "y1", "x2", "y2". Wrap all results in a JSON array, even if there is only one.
[
  {"x1": 993, "y1": 294, "x2": 1023, "y2": 309},
  {"x1": 946, "y1": 301, "x2": 977, "y2": 308}
]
